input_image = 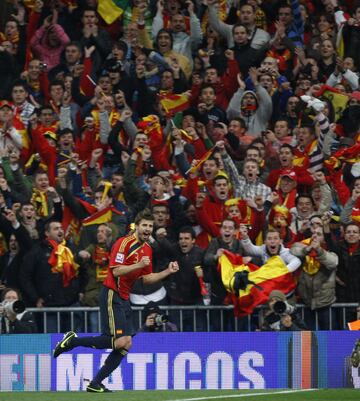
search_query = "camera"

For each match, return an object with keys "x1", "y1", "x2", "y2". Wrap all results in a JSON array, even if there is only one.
[
  {"x1": 273, "y1": 300, "x2": 295, "y2": 315},
  {"x1": 154, "y1": 313, "x2": 169, "y2": 327},
  {"x1": 1, "y1": 300, "x2": 26, "y2": 316}
]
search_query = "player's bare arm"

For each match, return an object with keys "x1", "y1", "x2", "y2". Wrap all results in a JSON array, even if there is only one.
[{"x1": 142, "y1": 261, "x2": 179, "y2": 285}]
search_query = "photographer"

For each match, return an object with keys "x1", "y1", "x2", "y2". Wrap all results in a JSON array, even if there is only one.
[
  {"x1": 0, "y1": 288, "x2": 37, "y2": 334},
  {"x1": 138, "y1": 301, "x2": 177, "y2": 333},
  {"x1": 261, "y1": 290, "x2": 306, "y2": 331}
]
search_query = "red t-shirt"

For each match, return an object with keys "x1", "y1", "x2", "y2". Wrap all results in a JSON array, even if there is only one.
[{"x1": 103, "y1": 233, "x2": 152, "y2": 300}]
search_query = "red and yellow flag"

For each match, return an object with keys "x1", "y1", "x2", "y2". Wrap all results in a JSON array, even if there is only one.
[
  {"x1": 219, "y1": 251, "x2": 296, "y2": 317},
  {"x1": 137, "y1": 115, "x2": 163, "y2": 149},
  {"x1": 62, "y1": 198, "x2": 98, "y2": 244},
  {"x1": 186, "y1": 146, "x2": 216, "y2": 175},
  {"x1": 82, "y1": 206, "x2": 124, "y2": 227},
  {"x1": 325, "y1": 142, "x2": 360, "y2": 172},
  {"x1": 159, "y1": 93, "x2": 190, "y2": 118}
]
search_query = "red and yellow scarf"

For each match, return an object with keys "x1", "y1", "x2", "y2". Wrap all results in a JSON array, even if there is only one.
[
  {"x1": 93, "y1": 245, "x2": 109, "y2": 282},
  {"x1": 48, "y1": 239, "x2": 79, "y2": 287},
  {"x1": 301, "y1": 238, "x2": 321, "y2": 275}
]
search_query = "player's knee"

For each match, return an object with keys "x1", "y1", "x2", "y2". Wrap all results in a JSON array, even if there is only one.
[{"x1": 114, "y1": 335, "x2": 132, "y2": 350}]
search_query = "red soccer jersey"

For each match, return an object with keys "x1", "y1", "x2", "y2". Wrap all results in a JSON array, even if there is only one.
[{"x1": 103, "y1": 233, "x2": 152, "y2": 300}]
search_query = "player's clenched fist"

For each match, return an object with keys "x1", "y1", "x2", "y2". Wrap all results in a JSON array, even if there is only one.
[
  {"x1": 139, "y1": 256, "x2": 151, "y2": 268},
  {"x1": 168, "y1": 261, "x2": 179, "y2": 273}
]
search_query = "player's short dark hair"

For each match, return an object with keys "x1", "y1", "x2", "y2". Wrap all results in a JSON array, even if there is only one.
[{"x1": 135, "y1": 209, "x2": 154, "y2": 225}]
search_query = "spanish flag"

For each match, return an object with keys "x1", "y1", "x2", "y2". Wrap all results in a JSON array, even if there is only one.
[
  {"x1": 97, "y1": 0, "x2": 127, "y2": 24},
  {"x1": 324, "y1": 142, "x2": 360, "y2": 172},
  {"x1": 137, "y1": 115, "x2": 163, "y2": 149},
  {"x1": 186, "y1": 146, "x2": 216, "y2": 175},
  {"x1": 315, "y1": 85, "x2": 349, "y2": 121},
  {"x1": 62, "y1": 198, "x2": 97, "y2": 245},
  {"x1": 159, "y1": 93, "x2": 190, "y2": 118},
  {"x1": 82, "y1": 206, "x2": 124, "y2": 227},
  {"x1": 219, "y1": 251, "x2": 296, "y2": 317}
]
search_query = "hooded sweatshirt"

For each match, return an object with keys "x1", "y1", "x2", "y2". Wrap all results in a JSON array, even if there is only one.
[{"x1": 227, "y1": 86, "x2": 272, "y2": 136}]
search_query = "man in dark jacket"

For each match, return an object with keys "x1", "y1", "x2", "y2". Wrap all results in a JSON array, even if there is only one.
[
  {"x1": 20, "y1": 220, "x2": 85, "y2": 332},
  {"x1": 0, "y1": 208, "x2": 32, "y2": 294},
  {"x1": 155, "y1": 226, "x2": 206, "y2": 331},
  {"x1": 326, "y1": 222, "x2": 360, "y2": 328}
]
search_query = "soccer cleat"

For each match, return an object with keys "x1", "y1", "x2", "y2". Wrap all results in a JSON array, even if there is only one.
[
  {"x1": 86, "y1": 382, "x2": 112, "y2": 393},
  {"x1": 53, "y1": 331, "x2": 77, "y2": 358}
]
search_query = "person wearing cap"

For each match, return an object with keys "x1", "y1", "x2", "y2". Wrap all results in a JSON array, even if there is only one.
[
  {"x1": 267, "y1": 205, "x2": 296, "y2": 247},
  {"x1": 260, "y1": 289, "x2": 306, "y2": 331},
  {"x1": 266, "y1": 144, "x2": 315, "y2": 190},
  {"x1": 138, "y1": 301, "x2": 177, "y2": 332},
  {"x1": 0, "y1": 100, "x2": 23, "y2": 153},
  {"x1": 224, "y1": 198, "x2": 265, "y2": 241},
  {"x1": 274, "y1": 169, "x2": 298, "y2": 209}
]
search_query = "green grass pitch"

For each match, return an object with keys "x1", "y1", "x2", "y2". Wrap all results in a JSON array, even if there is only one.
[{"x1": 0, "y1": 389, "x2": 359, "y2": 401}]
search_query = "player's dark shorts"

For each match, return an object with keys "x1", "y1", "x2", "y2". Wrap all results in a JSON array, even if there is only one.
[{"x1": 99, "y1": 286, "x2": 135, "y2": 338}]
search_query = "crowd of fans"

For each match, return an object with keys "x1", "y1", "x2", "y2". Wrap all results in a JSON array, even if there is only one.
[{"x1": 0, "y1": 0, "x2": 360, "y2": 334}]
